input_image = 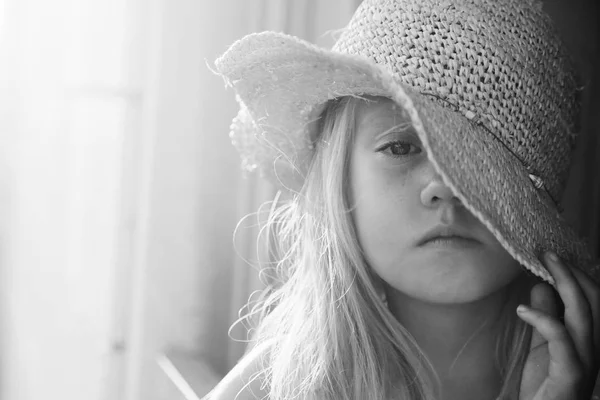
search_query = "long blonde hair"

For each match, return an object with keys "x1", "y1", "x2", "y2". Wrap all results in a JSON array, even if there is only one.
[{"x1": 238, "y1": 96, "x2": 534, "y2": 399}]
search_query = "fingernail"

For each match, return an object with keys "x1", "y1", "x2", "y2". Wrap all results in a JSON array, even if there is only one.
[
  {"x1": 547, "y1": 251, "x2": 559, "y2": 262},
  {"x1": 516, "y1": 304, "x2": 529, "y2": 314}
]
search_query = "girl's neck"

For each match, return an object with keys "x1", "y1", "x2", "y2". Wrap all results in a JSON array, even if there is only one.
[{"x1": 387, "y1": 286, "x2": 513, "y2": 399}]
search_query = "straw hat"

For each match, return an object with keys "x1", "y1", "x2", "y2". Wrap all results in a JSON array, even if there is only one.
[{"x1": 214, "y1": 0, "x2": 599, "y2": 284}]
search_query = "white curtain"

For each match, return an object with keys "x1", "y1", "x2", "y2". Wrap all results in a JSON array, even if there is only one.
[{"x1": 0, "y1": 0, "x2": 146, "y2": 399}]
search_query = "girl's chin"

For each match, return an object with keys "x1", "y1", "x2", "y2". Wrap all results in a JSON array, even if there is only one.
[
  {"x1": 383, "y1": 273, "x2": 518, "y2": 304},
  {"x1": 387, "y1": 288, "x2": 506, "y2": 305}
]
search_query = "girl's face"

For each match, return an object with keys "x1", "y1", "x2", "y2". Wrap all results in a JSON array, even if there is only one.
[{"x1": 349, "y1": 97, "x2": 522, "y2": 304}]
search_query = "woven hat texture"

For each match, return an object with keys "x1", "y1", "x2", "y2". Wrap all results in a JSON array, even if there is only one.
[{"x1": 215, "y1": 0, "x2": 598, "y2": 283}]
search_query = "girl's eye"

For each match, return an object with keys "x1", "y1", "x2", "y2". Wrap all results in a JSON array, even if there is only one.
[{"x1": 377, "y1": 140, "x2": 421, "y2": 158}]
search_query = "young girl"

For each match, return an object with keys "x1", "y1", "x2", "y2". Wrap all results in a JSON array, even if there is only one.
[{"x1": 207, "y1": 0, "x2": 600, "y2": 399}]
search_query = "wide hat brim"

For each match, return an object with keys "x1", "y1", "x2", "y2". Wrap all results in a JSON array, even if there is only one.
[{"x1": 215, "y1": 32, "x2": 597, "y2": 285}]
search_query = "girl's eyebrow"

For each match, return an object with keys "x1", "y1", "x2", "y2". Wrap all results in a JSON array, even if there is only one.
[
  {"x1": 372, "y1": 121, "x2": 414, "y2": 141},
  {"x1": 356, "y1": 104, "x2": 415, "y2": 140}
]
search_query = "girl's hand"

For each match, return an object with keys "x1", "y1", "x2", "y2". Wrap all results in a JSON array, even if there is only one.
[{"x1": 517, "y1": 252, "x2": 600, "y2": 400}]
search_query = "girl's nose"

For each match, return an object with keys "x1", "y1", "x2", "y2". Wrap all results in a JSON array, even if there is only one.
[{"x1": 420, "y1": 171, "x2": 461, "y2": 209}]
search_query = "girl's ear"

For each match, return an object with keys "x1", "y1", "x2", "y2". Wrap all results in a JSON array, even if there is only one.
[
  {"x1": 380, "y1": 287, "x2": 389, "y2": 307},
  {"x1": 371, "y1": 273, "x2": 388, "y2": 305}
]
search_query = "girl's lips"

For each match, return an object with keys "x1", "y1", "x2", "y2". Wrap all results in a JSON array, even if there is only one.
[
  {"x1": 417, "y1": 224, "x2": 480, "y2": 247},
  {"x1": 420, "y1": 236, "x2": 481, "y2": 248}
]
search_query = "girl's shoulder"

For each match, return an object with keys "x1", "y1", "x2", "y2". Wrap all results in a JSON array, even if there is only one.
[{"x1": 203, "y1": 341, "x2": 271, "y2": 400}]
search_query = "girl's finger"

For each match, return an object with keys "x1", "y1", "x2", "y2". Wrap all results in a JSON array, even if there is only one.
[
  {"x1": 529, "y1": 282, "x2": 560, "y2": 350},
  {"x1": 570, "y1": 265, "x2": 600, "y2": 360},
  {"x1": 544, "y1": 252, "x2": 594, "y2": 369},
  {"x1": 517, "y1": 305, "x2": 584, "y2": 382},
  {"x1": 530, "y1": 282, "x2": 561, "y2": 317}
]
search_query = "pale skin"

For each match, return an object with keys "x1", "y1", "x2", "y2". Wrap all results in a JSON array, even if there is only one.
[{"x1": 349, "y1": 97, "x2": 600, "y2": 400}]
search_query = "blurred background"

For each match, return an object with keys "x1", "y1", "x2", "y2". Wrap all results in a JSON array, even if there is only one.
[{"x1": 0, "y1": 0, "x2": 597, "y2": 400}]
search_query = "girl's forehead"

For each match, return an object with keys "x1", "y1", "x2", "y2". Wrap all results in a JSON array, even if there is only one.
[{"x1": 355, "y1": 97, "x2": 411, "y2": 131}]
